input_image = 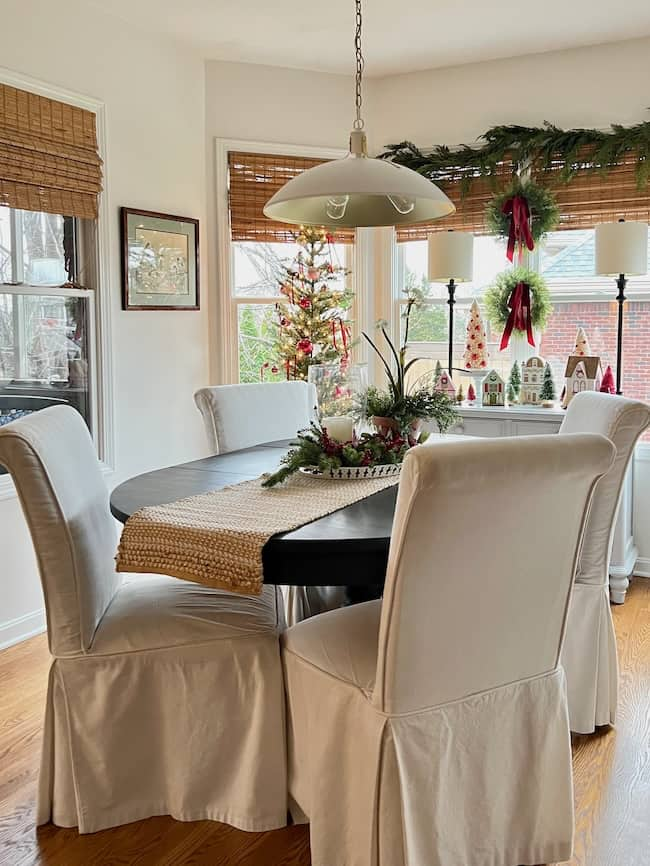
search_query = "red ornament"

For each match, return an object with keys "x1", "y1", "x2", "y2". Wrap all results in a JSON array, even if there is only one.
[
  {"x1": 296, "y1": 338, "x2": 313, "y2": 355},
  {"x1": 299, "y1": 297, "x2": 310, "y2": 309},
  {"x1": 600, "y1": 365, "x2": 616, "y2": 394},
  {"x1": 271, "y1": 365, "x2": 279, "y2": 374}
]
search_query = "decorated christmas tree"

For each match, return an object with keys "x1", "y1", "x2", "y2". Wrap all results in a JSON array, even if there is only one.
[
  {"x1": 600, "y1": 365, "x2": 616, "y2": 394},
  {"x1": 573, "y1": 327, "x2": 591, "y2": 357},
  {"x1": 275, "y1": 227, "x2": 353, "y2": 380},
  {"x1": 463, "y1": 300, "x2": 489, "y2": 370},
  {"x1": 507, "y1": 362, "x2": 521, "y2": 403},
  {"x1": 540, "y1": 362, "x2": 556, "y2": 401}
]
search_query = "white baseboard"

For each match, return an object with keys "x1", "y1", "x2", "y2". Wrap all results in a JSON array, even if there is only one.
[
  {"x1": 634, "y1": 558, "x2": 650, "y2": 578},
  {"x1": 0, "y1": 608, "x2": 46, "y2": 651}
]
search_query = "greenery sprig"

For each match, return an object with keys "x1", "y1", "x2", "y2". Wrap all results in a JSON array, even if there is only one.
[
  {"x1": 262, "y1": 424, "x2": 409, "y2": 487},
  {"x1": 380, "y1": 120, "x2": 650, "y2": 194}
]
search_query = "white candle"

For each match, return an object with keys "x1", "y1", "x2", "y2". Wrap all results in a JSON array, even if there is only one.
[{"x1": 322, "y1": 415, "x2": 355, "y2": 443}]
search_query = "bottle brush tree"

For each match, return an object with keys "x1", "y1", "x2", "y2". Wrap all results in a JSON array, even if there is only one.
[{"x1": 540, "y1": 361, "x2": 556, "y2": 401}]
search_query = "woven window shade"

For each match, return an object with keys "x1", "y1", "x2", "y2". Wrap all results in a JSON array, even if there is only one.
[
  {"x1": 532, "y1": 149, "x2": 650, "y2": 230},
  {"x1": 0, "y1": 84, "x2": 103, "y2": 220},
  {"x1": 228, "y1": 151, "x2": 355, "y2": 244},
  {"x1": 396, "y1": 159, "x2": 515, "y2": 242}
]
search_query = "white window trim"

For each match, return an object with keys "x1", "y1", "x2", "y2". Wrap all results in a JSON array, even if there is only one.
[{"x1": 0, "y1": 66, "x2": 114, "y2": 501}]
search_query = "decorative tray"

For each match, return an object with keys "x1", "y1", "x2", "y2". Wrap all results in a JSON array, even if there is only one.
[{"x1": 299, "y1": 464, "x2": 402, "y2": 481}]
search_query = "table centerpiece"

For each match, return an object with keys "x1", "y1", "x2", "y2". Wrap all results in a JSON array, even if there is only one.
[{"x1": 262, "y1": 423, "x2": 408, "y2": 487}]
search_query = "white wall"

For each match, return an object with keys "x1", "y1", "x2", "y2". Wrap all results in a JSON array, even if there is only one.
[
  {"x1": 0, "y1": 0, "x2": 210, "y2": 647},
  {"x1": 371, "y1": 36, "x2": 650, "y2": 148}
]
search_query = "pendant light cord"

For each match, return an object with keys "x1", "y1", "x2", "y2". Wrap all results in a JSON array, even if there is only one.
[{"x1": 354, "y1": 0, "x2": 365, "y2": 130}]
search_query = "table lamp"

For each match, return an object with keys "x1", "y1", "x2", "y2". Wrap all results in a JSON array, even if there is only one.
[
  {"x1": 428, "y1": 230, "x2": 474, "y2": 375},
  {"x1": 595, "y1": 219, "x2": 648, "y2": 394}
]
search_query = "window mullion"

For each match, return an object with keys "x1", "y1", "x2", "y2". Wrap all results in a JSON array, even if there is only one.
[{"x1": 9, "y1": 208, "x2": 24, "y2": 282}]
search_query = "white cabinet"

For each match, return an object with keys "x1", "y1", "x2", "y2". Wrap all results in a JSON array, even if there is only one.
[{"x1": 446, "y1": 405, "x2": 636, "y2": 603}]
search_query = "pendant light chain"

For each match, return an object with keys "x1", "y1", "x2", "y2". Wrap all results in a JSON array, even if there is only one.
[{"x1": 353, "y1": 0, "x2": 365, "y2": 130}]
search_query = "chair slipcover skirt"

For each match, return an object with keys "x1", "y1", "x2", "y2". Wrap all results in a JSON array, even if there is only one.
[
  {"x1": 561, "y1": 583, "x2": 618, "y2": 733},
  {"x1": 283, "y1": 646, "x2": 574, "y2": 866},
  {"x1": 37, "y1": 578, "x2": 288, "y2": 834}
]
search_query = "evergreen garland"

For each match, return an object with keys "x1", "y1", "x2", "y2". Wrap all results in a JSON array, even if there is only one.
[{"x1": 380, "y1": 120, "x2": 650, "y2": 194}]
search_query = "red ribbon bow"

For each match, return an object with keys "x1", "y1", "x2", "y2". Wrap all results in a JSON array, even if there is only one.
[
  {"x1": 500, "y1": 281, "x2": 535, "y2": 350},
  {"x1": 501, "y1": 195, "x2": 534, "y2": 263}
]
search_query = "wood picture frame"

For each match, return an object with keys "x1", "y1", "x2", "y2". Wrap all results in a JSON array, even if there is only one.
[{"x1": 121, "y1": 207, "x2": 200, "y2": 310}]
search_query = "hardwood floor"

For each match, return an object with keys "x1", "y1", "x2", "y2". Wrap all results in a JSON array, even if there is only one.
[{"x1": 1, "y1": 580, "x2": 648, "y2": 866}]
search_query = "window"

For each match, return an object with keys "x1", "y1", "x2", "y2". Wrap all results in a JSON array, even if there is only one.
[
  {"x1": 233, "y1": 239, "x2": 353, "y2": 383},
  {"x1": 540, "y1": 227, "x2": 650, "y2": 409},
  {"x1": 0, "y1": 206, "x2": 96, "y2": 473},
  {"x1": 226, "y1": 150, "x2": 355, "y2": 383},
  {"x1": 0, "y1": 80, "x2": 106, "y2": 477},
  {"x1": 396, "y1": 225, "x2": 650, "y2": 416}
]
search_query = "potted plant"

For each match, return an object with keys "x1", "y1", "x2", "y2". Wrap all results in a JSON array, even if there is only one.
[{"x1": 359, "y1": 291, "x2": 460, "y2": 441}]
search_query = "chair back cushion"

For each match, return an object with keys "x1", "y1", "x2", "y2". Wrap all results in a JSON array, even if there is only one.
[
  {"x1": 194, "y1": 381, "x2": 317, "y2": 453},
  {"x1": 559, "y1": 391, "x2": 650, "y2": 586},
  {"x1": 374, "y1": 434, "x2": 615, "y2": 714},
  {"x1": 0, "y1": 406, "x2": 121, "y2": 655}
]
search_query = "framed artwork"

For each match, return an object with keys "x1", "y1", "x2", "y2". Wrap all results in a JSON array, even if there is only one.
[{"x1": 121, "y1": 208, "x2": 199, "y2": 310}]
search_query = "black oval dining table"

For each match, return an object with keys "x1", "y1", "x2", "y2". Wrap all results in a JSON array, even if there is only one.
[{"x1": 110, "y1": 440, "x2": 397, "y2": 594}]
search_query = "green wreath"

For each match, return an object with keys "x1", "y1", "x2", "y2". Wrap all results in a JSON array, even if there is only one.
[
  {"x1": 485, "y1": 180, "x2": 559, "y2": 245},
  {"x1": 484, "y1": 267, "x2": 553, "y2": 334}
]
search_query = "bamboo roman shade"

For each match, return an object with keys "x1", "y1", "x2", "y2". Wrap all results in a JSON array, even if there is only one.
[
  {"x1": 0, "y1": 84, "x2": 103, "y2": 220},
  {"x1": 228, "y1": 151, "x2": 355, "y2": 244},
  {"x1": 532, "y1": 150, "x2": 650, "y2": 230},
  {"x1": 395, "y1": 159, "x2": 515, "y2": 242}
]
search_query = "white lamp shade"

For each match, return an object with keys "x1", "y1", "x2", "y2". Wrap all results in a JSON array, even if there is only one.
[
  {"x1": 428, "y1": 230, "x2": 474, "y2": 282},
  {"x1": 263, "y1": 154, "x2": 455, "y2": 228},
  {"x1": 595, "y1": 221, "x2": 648, "y2": 276}
]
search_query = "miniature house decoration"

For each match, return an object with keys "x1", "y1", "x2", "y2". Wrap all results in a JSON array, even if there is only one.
[
  {"x1": 561, "y1": 327, "x2": 602, "y2": 408},
  {"x1": 482, "y1": 369, "x2": 506, "y2": 406},
  {"x1": 435, "y1": 370, "x2": 457, "y2": 399},
  {"x1": 563, "y1": 357, "x2": 603, "y2": 407},
  {"x1": 520, "y1": 356, "x2": 546, "y2": 405}
]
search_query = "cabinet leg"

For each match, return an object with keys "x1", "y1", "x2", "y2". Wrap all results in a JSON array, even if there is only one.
[{"x1": 609, "y1": 572, "x2": 630, "y2": 605}]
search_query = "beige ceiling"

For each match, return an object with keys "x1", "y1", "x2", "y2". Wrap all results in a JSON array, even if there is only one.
[{"x1": 87, "y1": 0, "x2": 650, "y2": 76}]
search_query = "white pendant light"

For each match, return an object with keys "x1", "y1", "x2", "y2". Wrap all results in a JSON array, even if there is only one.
[{"x1": 263, "y1": 0, "x2": 455, "y2": 229}]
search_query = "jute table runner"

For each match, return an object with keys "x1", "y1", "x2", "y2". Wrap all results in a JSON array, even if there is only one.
[{"x1": 116, "y1": 472, "x2": 399, "y2": 595}]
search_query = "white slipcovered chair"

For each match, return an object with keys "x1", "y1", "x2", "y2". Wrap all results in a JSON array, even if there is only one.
[
  {"x1": 194, "y1": 380, "x2": 318, "y2": 454},
  {"x1": 559, "y1": 391, "x2": 650, "y2": 734},
  {"x1": 194, "y1": 381, "x2": 346, "y2": 625},
  {"x1": 0, "y1": 406, "x2": 287, "y2": 834},
  {"x1": 282, "y1": 433, "x2": 615, "y2": 866}
]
